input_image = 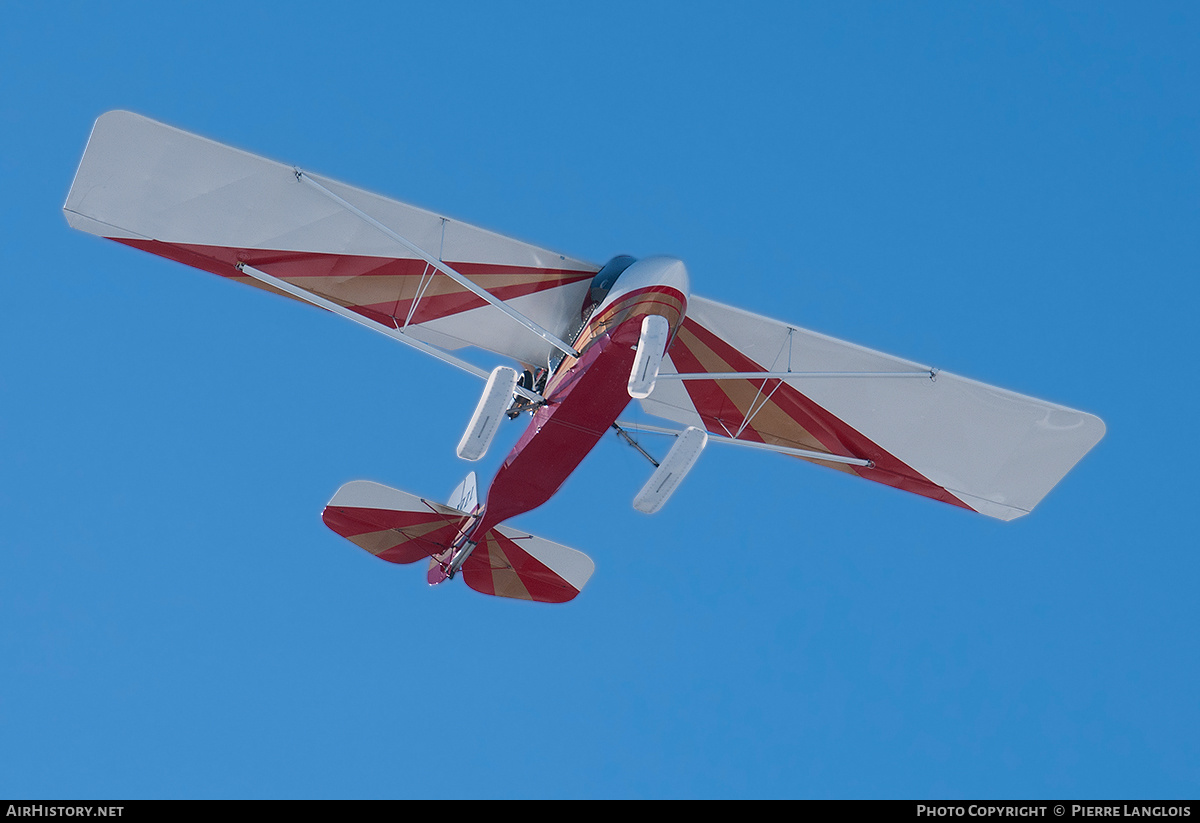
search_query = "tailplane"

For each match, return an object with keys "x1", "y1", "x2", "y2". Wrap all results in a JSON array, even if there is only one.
[{"x1": 322, "y1": 480, "x2": 594, "y2": 603}]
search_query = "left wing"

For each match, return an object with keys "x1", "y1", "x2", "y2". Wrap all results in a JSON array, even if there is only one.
[
  {"x1": 639, "y1": 296, "x2": 1105, "y2": 521},
  {"x1": 64, "y1": 111, "x2": 597, "y2": 366}
]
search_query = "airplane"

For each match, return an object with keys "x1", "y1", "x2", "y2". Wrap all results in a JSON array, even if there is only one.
[{"x1": 63, "y1": 111, "x2": 1105, "y2": 604}]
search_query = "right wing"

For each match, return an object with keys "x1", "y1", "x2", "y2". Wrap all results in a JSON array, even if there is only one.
[
  {"x1": 640, "y1": 296, "x2": 1105, "y2": 521},
  {"x1": 63, "y1": 111, "x2": 598, "y2": 366}
]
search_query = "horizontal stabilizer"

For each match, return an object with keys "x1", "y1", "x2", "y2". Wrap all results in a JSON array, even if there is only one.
[
  {"x1": 322, "y1": 480, "x2": 593, "y2": 602},
  {"x1": 323, "y1": 480, "x2": 470, "y2": 565},
  {"x1": 459, "y1": 528, "x2": 595, "y2": 604}
]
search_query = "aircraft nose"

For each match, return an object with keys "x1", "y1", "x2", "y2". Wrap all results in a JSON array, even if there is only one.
[{"x1": 636, "y1": 256, "x2": 690, "y2": 298}]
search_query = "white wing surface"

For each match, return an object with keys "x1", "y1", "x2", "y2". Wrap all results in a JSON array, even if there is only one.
[
  {"x1": 64, "y1": 111, "x2": 598, "y2": 365},
  {"x1": 642, "y1": 297, "x2": 1105, "y2": 520}
]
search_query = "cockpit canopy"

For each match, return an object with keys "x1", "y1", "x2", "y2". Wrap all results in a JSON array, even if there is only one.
[{"x1": 583, "y1": 255, "x2": 637, "y2": 317}]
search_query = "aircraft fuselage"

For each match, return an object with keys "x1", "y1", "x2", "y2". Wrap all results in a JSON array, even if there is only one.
[{"x1": 468, "y1": 256, "x2": 690, "y2": 541}]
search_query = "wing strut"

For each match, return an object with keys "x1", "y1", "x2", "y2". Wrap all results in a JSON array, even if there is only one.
[
  {"x1": 294, "y1": 169, "x2": 582, "y2": 359},
  {"x1": 657, "y1": 369, "x2": 939, "y2": 381},
  {"x1": 237, "y1": 262, "x2": 545, "y2": 404},
  {"x1": 611, "y1": 423, "x2": 660, "y2": 467},
  {"x1": 615, "y1": 420, "x2": 874, "y2": 468}
]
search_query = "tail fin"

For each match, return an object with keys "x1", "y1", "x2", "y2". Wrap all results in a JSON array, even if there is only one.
[
  {"x1": 322, "y1": 480, "x2": 594, "y2": 603},
  {"x1": 446, "y1": 472, "x2": 479, "y2": 515}
]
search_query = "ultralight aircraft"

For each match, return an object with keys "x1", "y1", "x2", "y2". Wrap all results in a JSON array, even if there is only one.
[{"x1": 64, "y1": 112, "x2": 1105, "y2": 603}]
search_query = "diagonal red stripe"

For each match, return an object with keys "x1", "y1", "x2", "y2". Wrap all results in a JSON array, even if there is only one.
[
  {"x1": 460, "y1": 531, "x2": 580, "y2": 603},
  {"x1": 112, "y1": 239, "x2": 595, "y2": 326},
  {"x1": 671, "y1": 318, "x2": 972, "y2": 511}
]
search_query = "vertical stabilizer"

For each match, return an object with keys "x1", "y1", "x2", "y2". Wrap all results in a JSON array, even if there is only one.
[{"x1": 448, "y1": 472, "x2": 480, "y2": 514}]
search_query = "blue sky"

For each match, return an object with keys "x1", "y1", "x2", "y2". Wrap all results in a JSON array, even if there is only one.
[{"x1": 2, "y1": 1, "x2": 1197, "y2": 799}]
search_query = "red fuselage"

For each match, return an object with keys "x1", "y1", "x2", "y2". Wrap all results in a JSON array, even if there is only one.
[{"x1": 467, "y1": 258, "x2": 690, "y2": 541}]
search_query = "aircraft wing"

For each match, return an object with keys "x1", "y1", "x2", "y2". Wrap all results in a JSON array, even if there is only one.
[
  {"x1": 640, "y1": 296, "x2": 1105, "y2": 520},
  {"x1": 63, "y1": 111, "x2": 598, "y2": 366}
]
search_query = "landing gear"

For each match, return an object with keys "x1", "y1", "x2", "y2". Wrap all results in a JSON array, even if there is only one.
[
  {"x1": 506, "y1": 368, "x2": 548, "y2": 418},
  {"x1": 428, "y1": 538, "x2": 479, "y2": 584},
  {"x1": 428, "y1": 510, "x2": 483, "y2": 585}
]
